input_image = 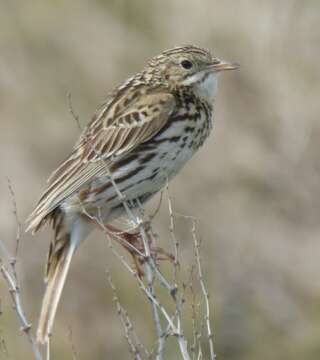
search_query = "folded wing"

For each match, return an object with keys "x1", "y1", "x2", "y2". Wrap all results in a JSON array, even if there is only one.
[{"x1": 26, "y1": 86, "x2": 176, "y2": 232}]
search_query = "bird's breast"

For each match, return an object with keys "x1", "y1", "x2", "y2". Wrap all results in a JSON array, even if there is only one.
[{"x1": 73, "y1": 99, "x2": 213, "y2": 212}]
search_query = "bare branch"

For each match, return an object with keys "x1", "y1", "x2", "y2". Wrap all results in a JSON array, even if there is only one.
[
  {"x1": 67, "y1": 327, "x2": 78, "y2": 360},
  {"x1": 6, "y1": 178, "x2": 21, "y2": 260},
  {"x1": 106, "y1": 269, "x2": 144, "y2": 360},
  {"x1": 0, "y1": 254, "x2": 42, "y2": 360},
  {"x1": 191, "y1": 220, "x2": 216, "y2": 360},
  {"x1": 46, "y1": 339, "x2": 50, "y2": 360},
  {"x1": 166, "y1": 183, "x2": 179, "y2": 274},
  {"x1": 0, "y1": 330, "x2": 9, "y2": 359},
  {"x1": 0, "y1": 182, "x2": 42, "y2": 360}
]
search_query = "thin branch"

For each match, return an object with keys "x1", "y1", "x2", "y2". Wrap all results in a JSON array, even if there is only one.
[
  {"x1": 191, "y1": 220, "x2": 216, "y2": 360},
  {"x1": 136, "y1": 217, "x2": 164, "y2": 360},
  {"x1": 6, "y1": 178, "x2": 22, "y2": 259},
  {"x1": 0, "y1": 330, "x2": 9, "y2": 359},
  {"x1": 189, "y1": 266, "x2": 198, "y2": 360},
  {"x1": 67, "y1": 327, "x2": 78, "y2": 360},
  {"x1": 107, "y1": 234, "x2": 178, "y2": 334},
  {"x1": 166, "y1": 183, "x2": 179, "y2": 282},
  {"x1": 92, "y1": 181, "x2": 191, "y2": 359},
  {"x1": 106, "y1": 269, "x2": 144, "y2": 360},
  {"x1": 46, "y1": 339, "x2": 50, "y2": 360},
  {"x1": 0, "y1": 183, "x2": 42, "y2": 360},
  {"x1": 0, "y1": 255, "x2": 42, "y2": 360}
]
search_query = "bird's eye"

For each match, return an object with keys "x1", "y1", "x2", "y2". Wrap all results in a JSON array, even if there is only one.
[{"x1": 180, "y1": 60, "x2": 193, "y2": 69}]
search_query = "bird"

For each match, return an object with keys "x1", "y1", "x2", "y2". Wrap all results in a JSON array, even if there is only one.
[{"x1": 26, "y1": 45, "x2": 239, "y2": 344}]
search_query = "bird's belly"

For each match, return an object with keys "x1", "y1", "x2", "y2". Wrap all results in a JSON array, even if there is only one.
[
  {"x1": 119, "y1": 142, "x2": 194, "y2": 200},
  {"x1": 82, "y1": 139, "x2": 193, "y2": 211},
  {"x1": 71, "y1": 114, "x2": 212, "y2": 215},
  {"x1": 157, "y1": 141, "x2": 194, "y2": 180}
]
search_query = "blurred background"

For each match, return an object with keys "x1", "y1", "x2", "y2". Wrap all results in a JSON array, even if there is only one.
[{"x1": 1, "y1": 0, "x2": 320, "y2": 358}]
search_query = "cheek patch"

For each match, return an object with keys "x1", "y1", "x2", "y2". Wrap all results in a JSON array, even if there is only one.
[{"x1": 181, "y1": 72, "x2": 203, "y2": 86}]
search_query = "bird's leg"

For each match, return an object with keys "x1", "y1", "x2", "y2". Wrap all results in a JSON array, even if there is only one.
[
  {"x1": 105, "y1": 224, "x2": 145, "y2": 277},
  {"x1": 84, "y1": 216, "x2": 144, "y2": 276},
  {"x1": 105, "y1": 224, "x2": 174, "y2": 277},
  {"x1": 83, "y1": 214, "x2": 174, "y2": 276}
]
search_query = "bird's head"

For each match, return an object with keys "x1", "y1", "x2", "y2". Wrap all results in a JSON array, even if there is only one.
[{"x1": 147, "y1": 45, "x2": 239, "y2": 102}]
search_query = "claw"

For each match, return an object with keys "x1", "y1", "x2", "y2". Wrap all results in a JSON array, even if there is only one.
[{"x1": 99, "y1": 223, "x2": 174, "y2": 277}]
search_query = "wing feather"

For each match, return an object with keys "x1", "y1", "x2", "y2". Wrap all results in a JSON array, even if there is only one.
[{"x1": 27, "y1": 87, "x2": 175, "y2": 232}]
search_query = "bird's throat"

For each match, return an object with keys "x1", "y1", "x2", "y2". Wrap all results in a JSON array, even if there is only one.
[{"x1": 195, "y1": 72, "x2": 219, "y2": 103}]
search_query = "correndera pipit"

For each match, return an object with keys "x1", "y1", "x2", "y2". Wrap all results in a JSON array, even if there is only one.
[{"x1": 26, "y1": 45, "x2": 239, "y2": 344}]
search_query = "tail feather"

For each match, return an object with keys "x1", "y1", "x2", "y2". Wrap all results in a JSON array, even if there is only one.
[
  {"x1": 37, "y1": 238, "x2": 76, "y2": 344},
  {"x1": 35, "y1": 211, "x2": 91, "y2": 344}
]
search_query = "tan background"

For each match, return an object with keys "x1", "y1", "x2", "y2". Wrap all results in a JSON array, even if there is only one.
[{"x1": 1, "y1": 0, "x2": 320, "y2": 359}]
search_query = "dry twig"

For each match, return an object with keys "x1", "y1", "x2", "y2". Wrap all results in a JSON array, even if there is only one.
[
  {"x1": 0, "y1": 181, "x2": 43, "y2": 360},
  {"x1": 0, "y1": 248, "x2": 42, "y2": 360},
  {"x1": 191, "y1": 220, "x2": 216, "y2": 360},
  {"x1": 106, "y1": 269, "x2": 145, "y2": 360}
]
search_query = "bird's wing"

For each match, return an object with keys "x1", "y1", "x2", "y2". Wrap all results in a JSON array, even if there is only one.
[{"x1": 26, "y1": 87, "x2": 176, "y2": 232}]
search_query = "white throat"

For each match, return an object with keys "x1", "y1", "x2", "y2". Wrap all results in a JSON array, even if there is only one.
[
  {"x1": 195, "y1": 73, "x2": 219, "y2": 103},
  {"x1": 183, "y1": 72, "x2": 219, "y2": 103}
]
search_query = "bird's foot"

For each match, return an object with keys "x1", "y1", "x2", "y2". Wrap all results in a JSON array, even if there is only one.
[{"x1": 105, "y1": 224, "x2": 174, "y2": 277}]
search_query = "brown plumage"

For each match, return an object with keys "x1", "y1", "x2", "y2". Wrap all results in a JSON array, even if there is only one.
[{"x1": 26, "y1": 45, "x2": 238, "y2": 343}]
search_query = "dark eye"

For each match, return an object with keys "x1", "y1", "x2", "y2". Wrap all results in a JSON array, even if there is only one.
[{"x1": 181, "y1": 60, "x2": 193, "y2": 69}]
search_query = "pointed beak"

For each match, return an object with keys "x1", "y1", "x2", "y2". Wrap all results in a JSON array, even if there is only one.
[{"x1": 206, "y1": 59, "x2": 240, "y2": 73}]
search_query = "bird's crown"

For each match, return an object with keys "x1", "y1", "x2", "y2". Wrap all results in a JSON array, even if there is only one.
[{"x1": 141, "y1": 45, "x2": 238, "y2": 88}]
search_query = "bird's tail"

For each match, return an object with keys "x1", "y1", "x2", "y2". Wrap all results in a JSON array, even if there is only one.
[{"x1": 37, "y1": 233, "x2": 76, "y2": 344}]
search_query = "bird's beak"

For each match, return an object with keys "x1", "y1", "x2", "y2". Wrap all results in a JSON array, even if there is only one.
[{"x1": 206, "y1": 59, "x2": 240, "y2": 73}]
